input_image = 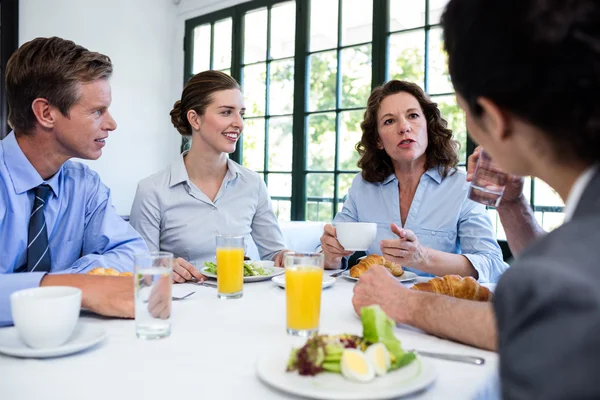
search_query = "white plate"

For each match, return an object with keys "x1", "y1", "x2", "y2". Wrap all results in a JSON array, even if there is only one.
[
  {"x1": 0, "y1": 322, "x2": 107, "y2": 358},
  {"x1": 257, "y1": 348, "x2": 436, "y2": 400},
  {"x1": 271, "y1": 274, "x2": 336, "y2": 289},
  {"x1": 341, "y1": 270, "x2": 418, "y2": 283},
  {"x1": 201, "y1": 265, "x2": 285, "y2": 283}
]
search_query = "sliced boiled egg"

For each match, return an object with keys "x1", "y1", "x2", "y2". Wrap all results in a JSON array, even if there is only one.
[
  {"x1": 365, "y1": 343, "x2": 391, "y2": 376},
  {"x1": 340, "y1": 349, "x2": 375, "y2": 383}
]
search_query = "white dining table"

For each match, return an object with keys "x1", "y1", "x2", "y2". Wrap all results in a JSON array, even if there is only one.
[{"x1": 0, "y1": 274, "x2": 498, "y2": 400}]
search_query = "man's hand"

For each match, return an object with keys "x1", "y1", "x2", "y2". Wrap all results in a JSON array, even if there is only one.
[
  {"x1": 352, "y1": 265, "x2": 412, "y2": 324},
  {"x1": 42, "y1": 274, "x2": 135, "y2": 319},
  {"x1": 320, "y1": 224, "x2": 354, "y2": 269},
  {"x1": 147, "y1": 274, "x2": 171, "y2": 319},
  {"x1": 467, "y1": 146, "x2": 525, "y2": 204},
  {"x1": 380, "y1": 223, "x2": 429, "y2": 269},
  {"x1": 172, "y1": 257, "x2": 206, "y2": 283},
  {"x1": 273, "y1": 249, "x2": 293, "y2": 267}
]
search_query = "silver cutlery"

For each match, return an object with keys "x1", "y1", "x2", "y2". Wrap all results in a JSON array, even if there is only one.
[
  {"x1": 192, "y1": 280, "x2": 217, "y2": 288},
  {"x1": 329, "y1": 268, "x2": 348, "y2": 278},
  {"x1": 411, "y1": 350, "x2": 485, "y2": 365},
  {"x1": 172, "y1": 291, "x2": 196, "y2": 301}
]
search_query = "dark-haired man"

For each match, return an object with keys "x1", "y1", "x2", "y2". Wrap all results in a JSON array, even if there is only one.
[
  {"x1": 353, "y1": 0, "x2": 600, "y2": 398},
  {"x1": 0, "y1": 37, "x2": 148, "y2": 324}
]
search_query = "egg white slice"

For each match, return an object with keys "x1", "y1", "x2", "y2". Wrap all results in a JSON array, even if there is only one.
[{"x1": 365, "y1": 343, "x2": 391, "y2": 376}]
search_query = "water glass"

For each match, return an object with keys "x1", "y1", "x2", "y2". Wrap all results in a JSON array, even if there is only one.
[
  {"x1": 216, "y1": 235, "x2": 244, "y2": 299},
  {"x1": 284, "y1": 252, "x2": 324, "y2": 337},
  {"x1": 135, "y1": 252, "x2": 173, "y2": 340},
  {"x1": 468, "y1": 149, "x2": 509, "y2": 207}
]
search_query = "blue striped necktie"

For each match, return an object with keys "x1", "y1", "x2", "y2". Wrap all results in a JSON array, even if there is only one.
[{"x1": 25, "y1": 184, "x2": 52, "y2": 272}]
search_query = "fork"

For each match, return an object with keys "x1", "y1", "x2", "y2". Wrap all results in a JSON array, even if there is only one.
[
  {"x1": 410, "y1": 350, "x2": 485, "y2": 365},
  {"x1": 172, "y1": 291, "x2": 196, "y2": 301},
  {"x1": 329, "y1": 267, "x2": 348, "y2": 278}
]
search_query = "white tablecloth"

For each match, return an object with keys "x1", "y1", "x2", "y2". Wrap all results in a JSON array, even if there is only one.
[{"x1": 0, "y1": 275, "x2": 497, "y2": 399}]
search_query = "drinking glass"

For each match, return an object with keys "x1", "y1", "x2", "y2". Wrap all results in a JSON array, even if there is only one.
[
  {"x1": 216, "y1": 235, "x2": 244, "y2": 299},
  {"x1": 284, "y1": 252, "x2": 324, "y2": 337},
  {"x1": 135, "y1": 251, "x2": 173, "y2": 340},
  {"x1": 468, "y1": 149, "x2": 509, "y2": 207}
]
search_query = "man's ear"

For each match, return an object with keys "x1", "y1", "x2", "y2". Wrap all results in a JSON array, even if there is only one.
[
  {"x1": 31, "y1": 98, "x2": 56, "y2": 129},
  {"x1": 476, "y1": 97, "x2": 512, "y2": 142},
  {"x1": 187, "y1": 110, "x2": 201, "y2": 131}
]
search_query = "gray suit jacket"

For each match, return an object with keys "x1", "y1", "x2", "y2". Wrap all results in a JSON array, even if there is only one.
[{"x1": 495, "y1": 169, "x2": 600, "y2": 399}]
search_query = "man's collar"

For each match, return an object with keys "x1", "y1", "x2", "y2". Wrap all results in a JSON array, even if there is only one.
[{"x1": 1, "y1": 131, "x2": 60, "y2": 196}]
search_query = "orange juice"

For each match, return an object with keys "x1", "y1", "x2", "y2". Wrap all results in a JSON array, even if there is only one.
[
  {"x1": 285, "y1": 266, "x2": 323, "y2": 332},
  {"x1": 216, "y1": 247, "x2": 244, "y2": 295}
]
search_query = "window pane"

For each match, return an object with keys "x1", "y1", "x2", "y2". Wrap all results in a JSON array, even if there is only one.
[
  {"x1": 269, "y1": 59, "x2": 295, "y2": 115},
  {"x1": 309, "y1": 51, "x2": 337, "y2": 112},
  {"x1": 534, "y1": 178, "x2": 565, "y2": 207},
  {"x1": 192, "y1": 24, "x2": 211, "y2": 74},
  {"x1": 243, "y1": 63, "x2": 266, "y2": 117},
  {"x1": 432, "y1": 95, "x2": 466, "y2": 164},
  {"x1": 306, "y1": 173, "x2": 335, "y2": 222},
  {"x1": 487, "y1": 209, "x2": 506, "y2": 241},
  {"x1": 213, "y1": 18, "x2": 232, "y2": 70},
  {"x1": 388, "y1": 30, "x2": 425, "y2": 88},
  {"x1": 268, "y1": 173, "x2": 292, "y2": 197},
  {"x1": 389, "y1": 0, "x2": 425, "y2": 31},
  {"x1": 307, "y1": 200, "x2": 334, "y2": 222},
  {"x1": 273, "y1": 199, "x2": 292, "y2": 222},
  {"x1": 340, "y1": 45, "x2": 372, "y2": 109},
  {"x1": 429, "y1": 0, "x2": 450, "y2": 25},
  {"x1": 310, "y1": 0, "x2": 338, "y2": 52},
  {"x1": 341, "y1": 0, "x2": 372, "y2": 46},
  {"x1": 427, "y1": 27, "x2": 453, "y2": 94},
  {"x1": 536, "y1": 211, "x2": 565, "y2": 232},
  {"x1": 270, "y1": 1, "x2": 296, "y2": 59},
  {"x1": 337, "y1": 173, "x2": 355, "y2": 214},
  {"x1": 339, "y1": 110, "x2": 363, "y2": 171},
  {"x1": 308, "y1": 112, "x2": 336, "y2": 171},
  {"x1": 244, "y1": 8, "x2": 268, "y2": 64},
  {"x1": 220, "y1": 68, "x2": 231, "y2": 76},
  {"x1": 242, "y1": 118, "x2": 265, "y2": 171},
  {"x1": 268, "y1": 116, "x2": 294, "y2": 171}
]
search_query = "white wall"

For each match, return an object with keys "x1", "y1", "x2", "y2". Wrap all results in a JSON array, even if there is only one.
[{"x1": 20, "y1": 0, "x2": 183, "y2": 215}]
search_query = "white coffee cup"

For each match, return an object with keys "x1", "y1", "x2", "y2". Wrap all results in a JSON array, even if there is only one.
[
  {"x1": 10, "y1": 286, "x2": 82, "y2": 349},
  {"x1": 334, "y1": 222, "x2": 377, "y2": 251}
]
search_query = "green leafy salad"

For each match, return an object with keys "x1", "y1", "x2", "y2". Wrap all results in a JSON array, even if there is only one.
[
  {"x1": 202, "y1": 261, "x2": 272, "y2": 277},
  {"x1": 286, "y1": 305, "x2": 416, "y2": 382}
]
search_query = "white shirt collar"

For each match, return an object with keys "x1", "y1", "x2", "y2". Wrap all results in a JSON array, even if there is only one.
[{"x1": 564, "y1": 164, "x2": 598, "y2": 222}]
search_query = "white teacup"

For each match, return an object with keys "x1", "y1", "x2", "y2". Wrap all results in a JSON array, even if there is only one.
[
  {"x1": 10, "y1": 286, "x2": 82, "y2": 349},
  {"x1": 334, "y1": 222, "x2": 377, "y2": 251}
]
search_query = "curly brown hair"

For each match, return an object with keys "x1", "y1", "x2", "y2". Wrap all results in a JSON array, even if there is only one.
[{"x1": 356, "y1": 80, "x2": 459, "y2": 183}]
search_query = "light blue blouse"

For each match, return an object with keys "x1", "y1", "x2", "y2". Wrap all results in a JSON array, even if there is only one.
[
  {"x1": 334, "y1": 168, "x2": 508, "y2": 283},
  {"x1": 129, "y1": 152, "x2": 286, "y2": 265}
]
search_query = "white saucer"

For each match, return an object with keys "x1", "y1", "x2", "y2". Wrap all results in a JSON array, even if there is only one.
[
  {"x1": 271, "y1": 274, "x2": 336, "y2": 290},
  {"x1": 0, "y1": 322, "x2": 107, "y2": 358}
]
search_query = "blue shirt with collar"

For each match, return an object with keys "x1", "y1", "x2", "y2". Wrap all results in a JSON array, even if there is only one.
[
  {"x1": 0, "y1": 132, "x2": 149, "y2": 324},
  {"x1": 335, "y1": 167, "x2": 508, "y2": 282}
]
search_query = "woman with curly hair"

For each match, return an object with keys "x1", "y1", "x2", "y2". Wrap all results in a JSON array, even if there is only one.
[{"x1": 320, "y1": 80, "x2": 507, "y2": 282}]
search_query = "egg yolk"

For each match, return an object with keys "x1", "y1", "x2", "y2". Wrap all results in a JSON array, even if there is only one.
[{"x1": 345, "y1": 351, "x2": 369, "y2": 374}]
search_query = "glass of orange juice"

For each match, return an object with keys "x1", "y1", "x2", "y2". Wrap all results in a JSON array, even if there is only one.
[
  {"x1": 284, "y1": 252, "x2": 324, "y2": 336},
  {"x1": 215, "y1": 235, "x2": 244, "y2": 299}
]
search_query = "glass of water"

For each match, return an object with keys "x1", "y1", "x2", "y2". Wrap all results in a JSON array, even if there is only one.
[
  {"x1": 135, "y1": 251, "x2": 173, "y2": 339},
  {"x1": 468, "y1": 149, "x2": 509, "y2": 207}
]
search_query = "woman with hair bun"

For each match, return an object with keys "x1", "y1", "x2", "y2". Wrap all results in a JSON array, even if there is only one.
[{"x1": 130, "y1": 71, "x2": 289, "y2": 283}]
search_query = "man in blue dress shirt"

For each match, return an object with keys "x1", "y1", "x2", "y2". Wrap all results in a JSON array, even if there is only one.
[{"x1": 0, "y1": 37, "x2": 148, "y2": 325}]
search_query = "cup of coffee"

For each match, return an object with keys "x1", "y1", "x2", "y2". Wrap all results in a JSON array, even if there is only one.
[
  {"x1": 10, "y1": 286, "x2": 82, "y2": 349},
  {"x1": 334, "y1": 222, "x2": 377, "y2": 251}
]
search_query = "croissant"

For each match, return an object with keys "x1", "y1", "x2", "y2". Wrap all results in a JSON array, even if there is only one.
[
  {"x1": 411, "y1": 275, "x2": 492, "y2": 302},
  {"x1": 349, "y1": 254, "x2": 405, "y2": 278},
  {"x1": 88, "y1": 267, "x2": 132, "y2": 277}
]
